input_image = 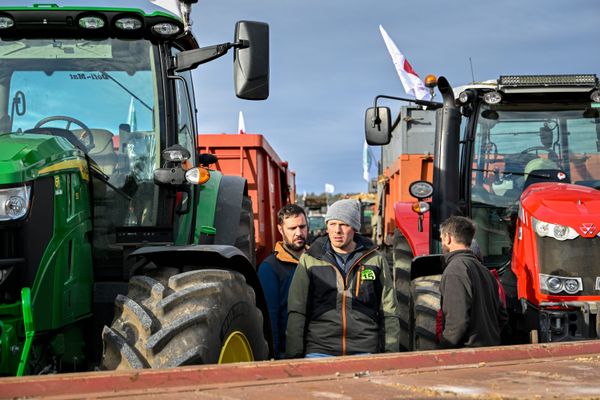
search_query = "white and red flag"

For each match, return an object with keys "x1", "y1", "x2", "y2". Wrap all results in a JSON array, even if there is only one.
[
  {"x1": 379, "y1": 25, "x2": 431, "y2": 101},
  {"x1": 238, "y1": 111, "x2": 246, "y2": 134}
]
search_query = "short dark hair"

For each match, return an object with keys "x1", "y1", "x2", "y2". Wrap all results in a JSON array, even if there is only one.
[
  {"x1": 440, "y1": 216, "x2": 475, "y2": 246},
  {"x1": 277, "y1": 204, "x2": 306, "y2": 225}
]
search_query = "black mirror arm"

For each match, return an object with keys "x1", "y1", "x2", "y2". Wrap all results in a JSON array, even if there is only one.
[
  {"x1": 371, "y1": 94, "x2": 442, "y2": 129},
  {"x1": 373, "y1": 94, "x2": 442, "y2": 109},
  {"x1": 174, "y1": 42, "x2": 238, "y2": 72}
]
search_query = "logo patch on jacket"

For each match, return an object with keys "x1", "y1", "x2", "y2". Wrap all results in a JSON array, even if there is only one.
[{"x1": 361, "y1": 268, "x2": 376, "y2": 281}]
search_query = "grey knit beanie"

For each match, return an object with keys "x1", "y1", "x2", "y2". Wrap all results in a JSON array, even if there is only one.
[{"x1": 325, "y1": 199, "x2": 361, "y2": 232}]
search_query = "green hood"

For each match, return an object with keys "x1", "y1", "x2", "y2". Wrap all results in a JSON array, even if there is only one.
[{"x1": 0, "y1": 133, "x2": 86, "y2": 184}]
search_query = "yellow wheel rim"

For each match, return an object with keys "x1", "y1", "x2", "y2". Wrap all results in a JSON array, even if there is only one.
[{"x1": 218, "y1": 331, "x2": 254, "y2": 364}]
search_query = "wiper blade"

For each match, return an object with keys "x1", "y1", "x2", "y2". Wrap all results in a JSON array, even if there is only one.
[{"x1": 101, "y1": 71, "x2": 153, "y2": 112}]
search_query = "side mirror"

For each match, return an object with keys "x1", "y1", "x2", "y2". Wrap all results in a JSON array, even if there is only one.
[
  {"x1": 234, "y1": 21, "x2": 269, "y2": 100},
  {"x1": 365, "y1": 107, "x2": 391, "y2": 145}
]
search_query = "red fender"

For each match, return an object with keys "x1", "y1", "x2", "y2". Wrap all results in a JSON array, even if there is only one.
[{"x1": 393, "y1": 201, "x2": 430, "y2": 257}]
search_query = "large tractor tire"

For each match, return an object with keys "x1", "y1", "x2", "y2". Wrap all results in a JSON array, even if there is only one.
[
  {"x1": 101, "y1": 269, "x2": 268, "y2": 369},
  {"x1": 392, "y1": 229, "x2": 414, "y2": 351},
  {"x1": 411, "y1": 275, "x2": 441, "y2": 351}
]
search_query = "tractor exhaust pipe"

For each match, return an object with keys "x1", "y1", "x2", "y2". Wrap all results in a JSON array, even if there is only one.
[{"x1": 430, "y1": 76, "x2": 462, "y2": 253}]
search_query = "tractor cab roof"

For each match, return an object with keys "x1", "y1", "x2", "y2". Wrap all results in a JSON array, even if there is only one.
[{"x1": 0, "y1": 1, "x2": 197, "y2": 46}]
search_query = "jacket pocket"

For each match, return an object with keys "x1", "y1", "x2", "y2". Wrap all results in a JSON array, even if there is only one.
[{"x1": 351, "y1": 264, "x2": 382, "y2": 322}]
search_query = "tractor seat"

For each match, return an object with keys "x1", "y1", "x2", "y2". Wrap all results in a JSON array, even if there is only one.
[
  {"x1": 78, "y1": 128, "x2": 118, "y2": 175},
  {"x1": 523, "y1": 157, "x2": 569, "y2": 191}
]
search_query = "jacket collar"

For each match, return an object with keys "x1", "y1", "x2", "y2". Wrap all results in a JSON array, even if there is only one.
[
  {"x1": 274, "y1": 241, "x2": 306, "y2": 264},
  {"x1": 307, "y1": 234, "x2": 376, "y2": 261},
  {"x1": 442, "y1": 248, "x2": 477, "y2": 269}
]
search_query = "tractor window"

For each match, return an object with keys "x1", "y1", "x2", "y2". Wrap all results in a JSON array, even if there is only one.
[
  {"x1": 0, "y1": 37, "x2": 166, "y2": 269},
  {"x1": 169, "y1": 47, "x2": 197, "y2": 164},
  {"x1": 470, "y1": 104, "x2": 600, "y2": 267},
  {"x1": 1, "y1": 38, "x2": 163, "y2": 226},
  {"x1": 174, "y1": 72, "x2": 196, "y2": 164}
]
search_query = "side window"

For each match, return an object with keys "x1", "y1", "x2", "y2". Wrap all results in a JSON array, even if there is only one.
[{"x1": 170, "y1": 47, "x2": 197, "y2": 164}]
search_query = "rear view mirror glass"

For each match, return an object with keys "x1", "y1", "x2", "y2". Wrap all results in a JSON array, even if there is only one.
[
  {"x1": 234, "y1": 21, "x2": 269, "y2": 100},
  {"x1": 365, "y1": 107, "x2": 391, "y2": 145}
]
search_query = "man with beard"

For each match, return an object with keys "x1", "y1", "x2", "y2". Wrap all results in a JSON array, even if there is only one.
[
  {"x1": 258, "y1": 204, "x2": 308, "y2": 359},
  {"x1": 438, "y1": 216, "x2": 508, "y2": 348},
  {"x1": 286, "y1": 199, "x2": 399, "y2": 358}
]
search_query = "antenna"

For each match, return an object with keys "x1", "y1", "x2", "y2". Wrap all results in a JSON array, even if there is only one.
[{"x1": 469, "y1": 57, "x2": 476, "y2": 83}]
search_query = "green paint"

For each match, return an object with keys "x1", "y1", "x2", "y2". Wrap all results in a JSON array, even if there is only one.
[
  {"x1": 193, "y1": 170, "x2": 222, "y2": 244},
  {"x1": 0, "y1": 304, "x2": 22, "y2": 374},
  {"x1": 16, "y1": 288, "x2": 34, "y2": 376},
  {"x1": 0, "y1": 134, "x2": 84, "y2": 185},
  {"x1": 31, "y1": 172, "x2": 93, "y2": 332}
]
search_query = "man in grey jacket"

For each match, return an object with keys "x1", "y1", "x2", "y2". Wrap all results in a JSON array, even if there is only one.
[
  {"x1": 286, "y1": 199, "x2": 399, "y2": 358},
  {"x1": 439, "y1": 216, "x2": 508, "y2": 348}
]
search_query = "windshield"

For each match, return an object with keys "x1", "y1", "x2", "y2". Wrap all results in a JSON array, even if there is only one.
[
  {"x1": 0, "y1": 38, "x2": 163, "y2": 228},
  {"x1": 471, "y1": 103, "x2": 600, "y2": 267}
]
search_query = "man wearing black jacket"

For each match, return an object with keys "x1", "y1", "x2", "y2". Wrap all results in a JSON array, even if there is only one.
[{"x1": 439, "y1": 216, "x2": 508, "y2": 348}]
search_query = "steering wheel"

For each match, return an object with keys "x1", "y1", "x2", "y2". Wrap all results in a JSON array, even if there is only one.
[
  {"x1": 34, "y1": 116, "x2": 94, "y2": 150},
  {"x1": 520, "y1": 146, "x2": 559, "y2": 163}
]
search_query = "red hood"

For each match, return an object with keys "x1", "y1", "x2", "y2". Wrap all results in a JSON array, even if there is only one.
[{"x1": 522, "y1": 183, "x2": 600, "y2": 235}]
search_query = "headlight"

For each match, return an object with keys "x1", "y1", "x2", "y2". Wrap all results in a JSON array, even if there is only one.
[
  {"x1": 540, "y1": 273, "x2": 583, "y2": 295},
  {"x1": 458, "y1": 90, "x2": 474, "y2": 104},
  {"x1": 0, "y1": 15, "x2": 14, "y2": 29},
  {"x1": 483, "y1": 91, "x2": 502, "y2": 104},
  {"x1": 115, "y1": 17, "x2": 143, "y2": 31},
  {"x1": 532, "y1": 217, "x2": 579, "y2": 241},
  {"x1": 78, "y1": 16, "x2": 105, "y2": 30},
  {"x1": 546, "y1": 276, "x2": 562, "y2": 292},
  {"x1": 0, "y1": 184, "x2": 31, "y2": 221},
  {"x1": 409, "y1": 180, "x2": 434, "y2": 200},
  {"x1": 151, "y1": 22, "x2": 181, "y2": 37},
  {"x1": 564, "y1": 279, "x2": 581, "y2": 294},
  {"x1": 161, "y1": 145, "x2": 191, "y2": 163}
]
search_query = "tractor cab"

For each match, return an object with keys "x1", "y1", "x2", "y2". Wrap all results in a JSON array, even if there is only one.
[
  {"x1": 0, "y1": 37, "x2": 170, "y2": 265},
  {"x1": 0, "y1": 4, "x2": 267, "y2": 271},
  {"x1": 468, "y1": 89, "x2": 600, "y2": 269},
  {"x1": 461, "y1": 77, "x2": 600, "y2": 260}
]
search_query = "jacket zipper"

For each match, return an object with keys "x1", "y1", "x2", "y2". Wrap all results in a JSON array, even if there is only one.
[
  {"x1": 355, "y1": 265, "x2": 364, "y2": 297},
  {"x1": 338, "y1": 248, "x2": 377, "y2": 355}
]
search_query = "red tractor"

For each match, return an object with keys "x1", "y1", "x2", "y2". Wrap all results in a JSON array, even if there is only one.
[{"x1": 366, "y1": 74, "x2": 600, "y2": 350}]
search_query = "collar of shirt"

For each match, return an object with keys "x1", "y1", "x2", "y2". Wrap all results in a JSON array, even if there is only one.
[{"x1": 325, "y1": 239, "x2": 365, "y2": 276}]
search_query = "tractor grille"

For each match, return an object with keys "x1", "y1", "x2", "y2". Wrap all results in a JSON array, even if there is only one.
[
  {"x1": 0, "y1": 178, "x2": 53, "y2": 303},
  {"x1": 536, "y1": 236, "x2": 600, "y2": 296},
  {"x1": 0, "y1": 226, "x2": 23, "y2": 303},
  {"x1": 0, "y1": 228, "x2": 18, "y2": 259}
]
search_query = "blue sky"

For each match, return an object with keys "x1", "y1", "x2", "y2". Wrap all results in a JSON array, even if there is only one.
[{"x1": 190, "y1": 0, "x2": 600, "y2": 195}]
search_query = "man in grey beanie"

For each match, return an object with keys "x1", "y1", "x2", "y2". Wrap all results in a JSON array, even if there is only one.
[{"x1": 286, "y1": 199, "x2": 399, "y2": 358}]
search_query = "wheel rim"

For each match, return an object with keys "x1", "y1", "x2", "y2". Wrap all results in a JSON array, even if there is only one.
[{"x1": 218, "y1": 331, "x2": 254, "y2": 363}]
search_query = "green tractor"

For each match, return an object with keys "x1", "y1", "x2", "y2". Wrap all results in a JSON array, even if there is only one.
[{"x1": 0, "y1": 1, "x2": 272, "y2": 375}]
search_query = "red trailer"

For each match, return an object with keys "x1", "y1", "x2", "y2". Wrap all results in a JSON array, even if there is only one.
[{"x1": 198, "y1": 133, "x2": 296, "y2": 264}]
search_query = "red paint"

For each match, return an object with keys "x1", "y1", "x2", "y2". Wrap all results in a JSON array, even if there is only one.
[
  {"x1": 513, "y1": 182, "x2": 600, "y2": 305},
  {"x1": 394, "y1": 201, "x2": 430, "y2": 256},
  {"x1": 198, "y1": 133, "x2": 296, "y2": 264},
  {"x1": 2, "y1": 341, "x2": 600, "y2": 398}
]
